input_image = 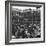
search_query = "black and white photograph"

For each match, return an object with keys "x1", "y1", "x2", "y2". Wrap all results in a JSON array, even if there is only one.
[
  {"x1": 12, "y1": 6, "x2": 41, "y2": 39},
  {"x1": 5, "y1": 1, "x2": 45, "y2": 44}
]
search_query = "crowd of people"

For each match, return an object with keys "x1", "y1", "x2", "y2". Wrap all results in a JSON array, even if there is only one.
[{"x1": 12, "y1": 8, "x2": 41, "y2": 39}]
